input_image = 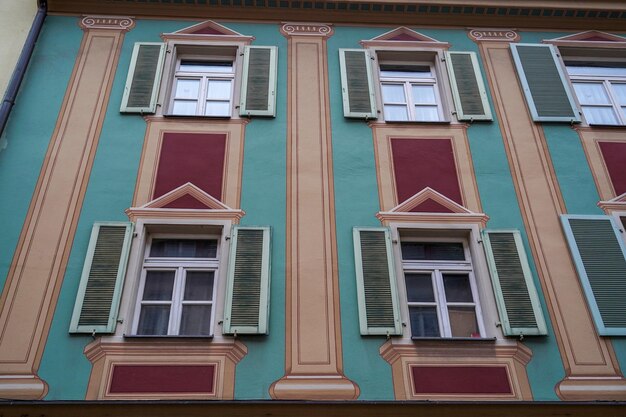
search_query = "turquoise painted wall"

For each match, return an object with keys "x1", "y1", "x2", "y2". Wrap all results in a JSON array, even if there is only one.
[
  {"x1": 519, "y1": 31, "x2": 626, "y2": 383},
  {"x1": 4, "y1": 15, "x2": 616, "y2": 401}
]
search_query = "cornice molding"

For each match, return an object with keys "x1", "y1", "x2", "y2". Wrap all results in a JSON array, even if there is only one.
[{"x1": 50, "y1": 1, "x2": 626, "y2": 32}]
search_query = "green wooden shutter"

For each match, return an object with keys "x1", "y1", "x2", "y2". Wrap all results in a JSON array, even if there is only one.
[
  {"x1": 223, "y1": 226, "x2": 271, "y2": 335},
  {"x1": 482, "y1": 230, "x2": 547, "y2": 337},
  {"x1": 445, "y1": 51, "x2": 493, "y2": 121},
  {"x1": 69, "y1": 222, "x2": 134, "y2": 334},
  {"x1": 510, "y1": 44, "x2": 580, "y2": 122},
  {"x1": 239, "y1": 46, "x2": 278, "y2": 117},
  {"x1": 561, "y1": 215, "x2": 626, "y2": 336},
  {"x1": 353, "y1": 227, "x2": 402, "y2": 336},
  {"x1": 120, "y1": 42, "x2": 166, "y2": 114},
  {"x1": 339, "y1": 49, "x2": 377, "y2": 119}
]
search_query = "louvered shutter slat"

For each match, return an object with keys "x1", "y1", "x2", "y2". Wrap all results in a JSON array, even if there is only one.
[
  {"x1": 240, "y1": 46, "x2": 278, "y2": 117},
  {"x1": 223, "y1": 227, "x2": 271, "y2": 335},
  {"x1": 445, "y1": 51, "x2": 492, "y2": 121},
  {"x1": 339, "y1": 49, "x2": 377, "y2": 119},
  {"x1": 120, "y1": 42, "x2": 166, "y2": 114},
  {"x1": 561, "y1": 216, "x2": 626, "y2": 335},
  {"x1": 483, "y1": 230, "x2": 547, "y2": 336},
  {"x1": 353, "y1": 228, "x2": 402, "y2": 335},
  {"x1": 510, "y1": 44, "x2": 580, "y2": 122},
  {"x1": 69, "y1": 222, "x2": 133, "y2": 333}
]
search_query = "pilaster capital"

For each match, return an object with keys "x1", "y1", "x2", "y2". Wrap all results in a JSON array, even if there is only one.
[{"x1": 79, "y1": 15, "x2": 136, "y2": 31}]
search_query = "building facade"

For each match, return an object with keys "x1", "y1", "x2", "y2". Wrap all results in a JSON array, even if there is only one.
[{"x1": 1, "y1": 0, "x2": 626, "y2": 413}]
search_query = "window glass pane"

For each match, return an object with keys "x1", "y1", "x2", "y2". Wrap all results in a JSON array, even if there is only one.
[
  {"x1": 582, "y1": 106, "x2": 619, "y2": 125},
  {"x1": 409, "y1": 306, "x2": 440, "y2": 337},
  {"x1": 573, "y1": 83, "x2": 611, "y2": 105},
  {"x1": 142, "y1": 270, "x2": 175, "y2": 300},
  {"x1": 401, "y1": 242, "x2": 465, "y2": 261},
  {"x1": 414, "y1": 105, "x2": 440, "y2": 121},
  {"x1": 612, "y1": 83, "x2": 626, "y2": 105},
  {"x1": 380, "y1": 65, "x2": 432, "y2": 78},
  {"x1": 180, "y1": 60, "x2": 233, "y2": 73},
  {"x1": 443, "y1": 274, "x2": 473, "y2": 302},
  {"x1": 174, "y1": 79, "x2": 200, "y2": 99},
  {"x1": 184, "y1": 271, "x2": 215, "y2": 301},
  {"x1": 411, "y1": 85, "x2": 437, "y2": 104},
  {"x1": 172, "y1": 100, "x2": 198, "y2": 115},
  {"x1": 150, "y1": 239, "x2": 217, "y2": 258},
  {"x1": 383, "y1": 105, "x2": 409, "y2": 121},
  {"x1": 205, "y1": 101, "x2": 231, "y2": 117},
  {"x1": 381, "y1": 84, "x2": 406, "y2": 103},
  {"x1": 448, "y1": 306, "x2": 479, "y2": 338},
  {"x1": 179, "y1": 305, "x2": 212, "y2": 335},
  {"x1": 566, "y1": 65, "x2": 626, "y2": 77},
  {"x1": 207, "y1": 80, "x2": 232, "y2": 100},
  {"x1": 405, "y1": 273, "x2": 435, "y2": 302},
  {"x1": 137, "y1": 305, "x2": 170, "y2": 335}
]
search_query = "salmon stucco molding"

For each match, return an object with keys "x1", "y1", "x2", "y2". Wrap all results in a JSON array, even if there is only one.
[
  {"x1": 270, "y1": 22, "x2": 359, "y2": 400},
  {"x1": 471, "y1": 29, "x2": 626, "y2": 399},
  {"x1": 0, "y1": 15, "x2": 134, "y2": 399}
]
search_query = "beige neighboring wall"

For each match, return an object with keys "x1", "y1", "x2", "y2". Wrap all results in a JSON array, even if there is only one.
[{"x1": 0, "y1": 0, "x2": 37, "y2": 97}]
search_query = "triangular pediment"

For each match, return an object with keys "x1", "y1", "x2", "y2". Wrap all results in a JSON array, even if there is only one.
[
  {"x1": 143, "y1": 183, "x2": 231, "y2": 210},
  {"x1": 392, "y1": 188, "x2": 472, "y2": 214},
  {"x1": 598, "y1": 191, "x2": 626, "y2": 214},
  {"x1": 376, "y1": 188, "x2": 489, "y2": 227},
  {"x1": 361, "y1": 27, "x2": 449, "y2": 48},
  {"x1": 162, "y1": 20, "x2": 254, "y2": 43},
  {"x1": 174, "y1": 20, "x2": 245, "y2": 37},
  {"x1": 546, "y1": 31, "x2": 626, "y2": 46},
  {"x1": 125, "y1": 183, "x2": 245, "y2": 223}
]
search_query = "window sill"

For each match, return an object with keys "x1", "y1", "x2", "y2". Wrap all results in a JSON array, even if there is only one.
[
  {"x1": 411, "y1": 336, "x2": 496, "y2": 342},
  {"x1": 124, "y1": 334, "x2": 214, "y2": 339},
  {"x1": 163, "y1": 114, "x2": 233, "y2": 120}
]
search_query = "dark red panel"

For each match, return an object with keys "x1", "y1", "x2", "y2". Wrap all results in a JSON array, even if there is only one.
[
  {"x1": 110, "y1": 365, "x2": 215, "y2": 394},
  {"x1": 163, "y1": 194, "x2": 211, "y2": 209},
  {"x1": 599, "y1": 141, "x2": 626, "y2": 195},
  {"x1": 579, "y1": 35, "x2": 616, "y2": 42},
  {"x1": 411, "y1": 198, "x2": 454, "y2": 213},
  {"x1": 154, "y1": 133, "x2": 226, "y2": 201},
  {"x1": 191, "y1": 27, "x2": 224, "y2": 35},
  {"x1": 391, "y1": 138, "x2": 463, "y2": 204},
  {"x1": 411, "y1": 366, "x2": 512, "y2": 395},
  {"x1": 389, "y1": 33, "x2": 421, "y2": 41}
]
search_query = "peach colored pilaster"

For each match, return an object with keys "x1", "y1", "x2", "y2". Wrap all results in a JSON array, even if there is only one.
[
  {"x1": 269, "y1": 23, "x2": 359, "y2": 400},
  {"x1": 0, "y1": 15, "x2": 134, "y2": 399},
  {"x1": 471, "y1": 30, "x2": 626, "y2": 399}
]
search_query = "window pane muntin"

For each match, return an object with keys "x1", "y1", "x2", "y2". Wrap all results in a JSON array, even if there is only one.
[
  {"x1": 179, "y1": 60, "x2": 233, "y2": 73},
  {"x1": 137, "y1": 305, "x2": 171, "y2": 335},
  {"x1": 409, "y1": 306, "x2": 441, "y2": 337},
  {"x1": 405, "y1": 272, "x2": 436, "y2": 303},
  {"x1": 572, "y1": 82, "x2": 611, "y2": 105},
  {"x1": 378, "y1": 61, "x2": 443, "y2": 122},
  {"x1": 183, "y1": 270, "x2": 215, "y2": 301},
  {"x1": 567, "y1": 64, "x2": 626, "y2": 125},
  {"x1": 174, "y1": 78, "x2": 201, "y2": 100},
  {"x1": 442, "y1": 273, "x2": 475, "y2": 303},
  {"x1": 411, "y1": 84, "x2": 437, "y2": 105},
  {"x1": 142, "y1": 270, "x2": 175, "y2": 301},
  {"x1": 135, "y1": 234, "x2": 220, "y2": 336},
  {"x1": 172, "y1": 56, "x2": 235, "y2": 116},
  {"x1": 381, "y1": 83, "x2": 407, "y2": 104},
  {"x1": 207, "y1": 79, "x2": 233, "y2": 101},
  {"x1": 612, "y1": 83, "x2": 626, "y2": 105},
  {"x1": 401, "y1": 237, "x2": 483, "y2": 339},
  {"x1": 205, "y1": 101, "x2": 231, "y2": 117},
  {"x1": 149, "y1": 238, "x2": 218, "y2": 259},
  {"x1": 401, "y1": 241, "x2": 467, "y2": 262},
  {"x1": 448, "y1": 306, "x2": 479, "y2": 338}
]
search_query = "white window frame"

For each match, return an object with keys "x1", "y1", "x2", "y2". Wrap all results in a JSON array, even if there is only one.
[
  {"x1": 566, "y1": 63, "x2": 626, "y2": 126},
  {"x1": 132, "y1": 233, "x2": 221, "y2": 336},
  {"x1": 388, "y1": 223, "x2": 501, "y2": 341},
  {"x1": 371, "y1": 49, "x2": 453, "y2": 123},
  {"x1": 400, "y1": 237, "x2": 486, "y2": 339},
  {"x1": 112, "y1": 218, "x2": 234, "y2": 340},
  {"x1": 169, "y1": 57, "x2": 236, "y2": 117},
  {"x1": 158, "y1": 41, "x2": 245, "y2": 118}
]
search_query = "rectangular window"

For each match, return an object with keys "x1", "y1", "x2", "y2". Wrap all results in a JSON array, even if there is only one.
[
  {"x1": 379, "y1": 62, "x2": 444, "y2": 122},
  {"x1": 171, "y1": 59, "x2": 235, "y2": 117},
  {"x1": 566, "y1": 63, "x2": 626, "y2": 125},
  {"x1": 400, "y1": 239, "x2": 484, "y2": 338},
  {"x1": 134, "y1": 235, "x2": 220, "y2": 336}
]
